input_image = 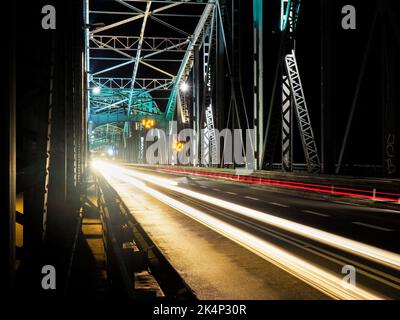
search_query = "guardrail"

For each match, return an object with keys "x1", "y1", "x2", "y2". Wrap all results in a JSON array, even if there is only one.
[
  {"x1": 94, "y1": 171, "x2": 196, "y2": 299},
  {"x1": 96, "y1": 174, "x2": 136, "y2": 300}
]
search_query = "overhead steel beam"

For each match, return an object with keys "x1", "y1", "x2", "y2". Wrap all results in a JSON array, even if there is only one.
[
  {"x1": 89, "y1": 111, "x2": 163, "y2": 126},
  {"x1": 91, "y1": 38, "x2": 134, "y2": 59},
  {"x1": 92, "y1": 77, "x2": 172, "y2": 90},
  {"x1": 127, "y1": 1, "x2": 152, "y2": 114},
  {"x1": 90, "y1": 13, "x2": 145, "y2": 34},
  {"x1": 95, "y1": 98, "x2": 129, "y2": 113},
  {"x1": 124, "y1": 0, "x2": 209, "y2": 3},
  {"x1": 139, "y1": 60, "x2": 175, "y2": 78},
  {"x1": 87, "y1": 0, "x2": 214, "y2": 151},
  {"x1": 115, "y1": 0, "x2": 190, "y2": 36},
  {"x1": 165, "y1": 1, "x2": 215, "y2": 121},
  {"x1": 91, "y1": 60, "x2": 136, "y2": 77},
  {"x1": 90, "y1": 35, "x2": 189, "y2": 52},
  {"x1": 90, "y1": 10, "x2": 202, "y2": 18}
]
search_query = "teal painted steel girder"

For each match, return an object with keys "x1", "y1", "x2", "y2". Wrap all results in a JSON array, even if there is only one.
[
  {"x1": 280, "y1": 0, "x2": 301, "y2": 32},
  {"x1": 84, "y1": 0, "x2": 215, "y2": 127},
  {"x1": 85, "y1": 0, "x2": 216, "y2": 149},
  {"x1": 85, "y1": 1, "x2": 215, "y2": 122}
]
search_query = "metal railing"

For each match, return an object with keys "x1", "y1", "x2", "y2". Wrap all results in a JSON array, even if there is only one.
[
  {"x1": 94, "y1": 171, "x2": 196, "y2": 299},
  {"x1": 96, "y1": 174, "x2": 136, "y2": 299}
]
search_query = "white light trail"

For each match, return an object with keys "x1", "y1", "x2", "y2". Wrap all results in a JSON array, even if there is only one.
[
  {"x1": 92, "y1": 161, "x2": 400, "y2": 270},
  {"x1": 93, "y1": 161, "x2": 382, "y2": 300}
]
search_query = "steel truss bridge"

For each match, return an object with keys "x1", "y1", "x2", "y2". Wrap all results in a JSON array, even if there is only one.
[
  {"x1": 4, "y1": 0, "x2": 400, "y2": 299},
  {"x1": 86, "y1": 0, "x2": 216, "y2": 157},
  {"x1": 85, "y1": 0, "x2": 325, "y2": 174}
]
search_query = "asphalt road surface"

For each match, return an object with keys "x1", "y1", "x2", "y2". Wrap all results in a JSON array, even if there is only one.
[{"x1": 94, "y1": 161, "x2": 400, "y2": 300}]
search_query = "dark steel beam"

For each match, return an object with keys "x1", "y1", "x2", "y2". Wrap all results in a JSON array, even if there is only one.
[
  {"x1": 253, "y1": 0, "x2": 264, "y2": 170},
  {"x1": 1, "y1": 2, "x2": 16, "y2": 290},
  {"x1": 193, "y1": 45, "x2": 201, "y2": 165},
  {"x1": 380, "y1": 3, "x2": 400, "y2": 178}
]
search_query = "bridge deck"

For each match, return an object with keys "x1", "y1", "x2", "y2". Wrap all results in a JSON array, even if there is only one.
[
  {"x1": 93, "y1": 161, "x2": 400, "y2": 299},
  {"x1": 103, "y1": 167, "x2": 328, "y2": 299}
]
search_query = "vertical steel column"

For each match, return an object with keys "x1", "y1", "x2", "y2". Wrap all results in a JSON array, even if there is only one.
[
  {"x1": 46, "y1": 8, "x2": 69, "y2": 242},
  {"x1": 46, "y1": 0, "x2": 79, "y2": 250},
  {"x1": 253, "y1": 0, "x2": 264, "y2": 170},
  {"x1": 1, "y1": 5, "x2": 16, "y2": 288},
  {"x1": 202, "y1": 10, "x2": 217, "y2": 166},
  {"x1": 280, "y1": 0, "x2": 294, "y2": 173},
  {"x1": 23, "y1": 7, "x2": 53, "y2": 272},
  {"x1": 66, "y1": 18, "x2": 76, "y2": 204},
  {"x1": 281, "y1": 75, "x2": 292, "y2": 171},
  {"x1": 216, "y1": 7, "x2": 226, "y2": 134},
  {"x1": 381, "y1": 3, "x2": 399, "y2": 178},
  {"x1": 74, "y1": 0, "x2": 86, "y2": 199},
  {"x1": 193, "y1": 45, "x2": 201, "y2": 166}
]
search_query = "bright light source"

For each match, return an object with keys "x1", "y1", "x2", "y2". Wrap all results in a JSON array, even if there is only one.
[
  {"x1": 141, "y1": 118, "x2": 155, "y2": 129},
  {"x1": 92, "y1": 86, "x2": 101, "y2": 95},
  {"x1": 180, "y1": 82, "x2": 189, "y2": 92},
  {"x1": 107, "y1": 148, "x2": 114, "y2": 157},
  {"x1": 173, "y1": 141, "x2": 185, "y2": 152}
]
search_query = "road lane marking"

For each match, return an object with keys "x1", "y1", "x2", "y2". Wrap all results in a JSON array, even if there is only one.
[
  {"x1": 302, "y1": 210, "x2": 329, "y2": 217},
  {"x1": 226, "y1": 191, "x2": 237, "y2": 195},
  {"x1": 245, "y1": 196, "x2": 259, "y2": 201},
  {"x1": 268, "y1": 202, "x2": 289, "y2": 208},
  {"x1": 106, "y1": 173, "x2": 380, "y2": 299},
  {"x1": 352, "y1": 222, "x2": 393, "y2": 232},
  {"x1": 94, "y1": 161, "x2": 400, "y2": 270},
  {"x1": 334, "y1": 201, "x2": 362, "y2": 207},
  {"x1": 382, "y1": 209, "x2": 400, "y2": 214}
]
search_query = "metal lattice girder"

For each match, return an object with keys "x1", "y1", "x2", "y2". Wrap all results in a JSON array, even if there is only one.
[
  {"x1": 284, "y1": 51, "x2": 320, "y2": 173},
  {"x1": 90, "y1": 123, "x2": 124, "y2": 150},
  {"x1": 89, "y1": 88, "x2": 161, "y2": 115},
  {"x1": 177, "y1": 91, "x2": 190, "y2": 124},
  {"x1": 92, "y1": 77, "x2": 174, "y2": 91},
  {"x1": 281, "y1": 74, "x2": 292, "y2": 172},
  {"x1": 280, "y1": 0, "x2": 301, "y2": 32},
  {"x1": 86, "y1": 0, "x2": 217, "y2": 150},
  {"x1": 205, "y1": 104, "x2": 218, "y2": 164},
  {"x1": 279, "y1": 0, "x2": 320, "y2": 173},
  {"x1": 89, "y1": 113, "x2": 130, "y2": 125},
  {"x1": 90, "y1": 35, "x2": 189, "y2": 52},
  {"x1": 165, "y1": 1, "x2": 216, "y2": 121},
  {"x1": 202, "y1": 7, "x2": 218, "y2": 165}
]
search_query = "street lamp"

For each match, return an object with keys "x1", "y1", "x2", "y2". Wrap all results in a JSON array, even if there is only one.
[
  {"x1": 180, "y1": 82, "x2": 189, "y2": 93},
  {"x1": 107, "y1": 148, "x2": 114, "y2": 157},
  {"x1": 142, "y1": 118, "x2": 155, "y2": 129},
  {"x1": 92, "y1": 86, "x2": 101, "y2": 95}
]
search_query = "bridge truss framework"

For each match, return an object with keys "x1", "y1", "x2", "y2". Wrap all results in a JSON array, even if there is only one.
[{"x1": 84, "y1": 0, "x2": 216, "y2": 151}]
